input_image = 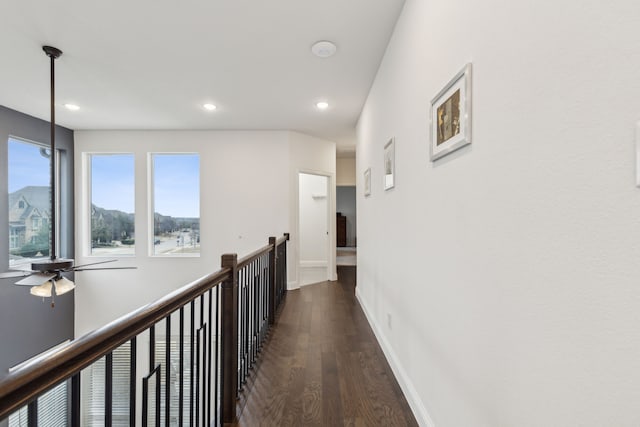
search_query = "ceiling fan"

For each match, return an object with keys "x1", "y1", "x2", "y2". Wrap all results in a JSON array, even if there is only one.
[{"x1": 0, "y1": 46, "x2": 135, "y2": 307}]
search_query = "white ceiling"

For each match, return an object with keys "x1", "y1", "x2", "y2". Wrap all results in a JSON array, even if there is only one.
[{"x1": 0, "y1": 0, "x2": 405, "y2": 152}]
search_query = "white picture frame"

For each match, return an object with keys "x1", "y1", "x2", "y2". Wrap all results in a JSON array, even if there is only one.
[
  {"x1": 636, "y1": 121, "x2": 640, "y2": 187},
  {"x1": 430, "y1": 63, "x2": 472, "y2": 161},
  {"x1": 384, "y1": 138, "x2": 395, "y2": 190},
  {"x1": 364, "y1": 167, "x2": 371, "y2": 196}
]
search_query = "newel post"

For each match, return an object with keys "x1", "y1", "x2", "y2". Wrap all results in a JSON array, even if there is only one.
[
  {"x1": 221, "y1": 253, "x2": 238, "y2": 423},
  {"x1": 268, "y1": 237, "x2": 277, "y2": 325}
]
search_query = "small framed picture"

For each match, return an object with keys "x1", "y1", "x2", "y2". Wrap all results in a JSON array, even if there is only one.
[
  {"x1": 430, "y1": 63, "x2": 472, "y2": 161},
  {"x1": 384, "y1": 138, "x2": 395, "y2": 190},
  {"x1": 636, "y1": 121, "x2": 640, "y2": 187},
  {"x1": 364, "y1": 168, "x2": 372, "y2": 196}
]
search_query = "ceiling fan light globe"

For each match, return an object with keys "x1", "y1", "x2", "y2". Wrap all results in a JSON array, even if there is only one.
[
  {"x1": 54, "y1": 277, "x2": 75, "y2": 296},
  {"x1": 30, "y1": 281, "x2": 53, "y2": 297}
]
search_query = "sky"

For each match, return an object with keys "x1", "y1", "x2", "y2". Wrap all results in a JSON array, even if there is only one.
[
  {"x1": 91, "y1": 154, "x2": 135, "y2": 213},
  {"x1": 9, "y1": 138, "x2": 200, "y2": 219},
  {"x1": 8, "y1": 138, "x2": 50, "y2": 191},
  {"x1": 153, "y1": 154, "x2": 200, "y2": 218}
]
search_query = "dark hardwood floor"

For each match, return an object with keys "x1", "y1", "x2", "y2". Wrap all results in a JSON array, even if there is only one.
[{"x1": 231, "y1": 266, "x2": 417, "y2": 426}]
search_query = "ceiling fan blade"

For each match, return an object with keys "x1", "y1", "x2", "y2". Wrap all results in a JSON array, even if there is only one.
[
  {"x1": 15, "y1": 273, "x2": 56, "y2": 286},
  {"x1": 0, "y1": 271, "x2": 33, "y2": 279},
  {"x1": 66, "y1": 259, "x2": 117, "y2": 270},
  {"x1": 73, "y1": 267, "x2": 137, "y2": 272}
]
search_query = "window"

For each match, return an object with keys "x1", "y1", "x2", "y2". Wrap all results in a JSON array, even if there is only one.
[
  {"x1": 90, "y1": 154, "x2": 135, "y2": 256},
  {"x1": 8, "y1": 137, "x2": 51, "y2": 268},
  {"x1": 83, "y1": 338, "x2": 193, "y2": 426},
  {"x1": 8, "y1": 342, "x2": 70, "y2": 427},
  {"x1": 8, "y1": 382, "x2": 68, "y2": 426},
  {"x1": 83, "y1": 342, "x2": 132, "y2": 426},
  {"x1": 151, "y1": 154, "x2": 200, "y2": 256}
]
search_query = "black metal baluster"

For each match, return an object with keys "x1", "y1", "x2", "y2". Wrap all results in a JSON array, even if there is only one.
[
  {"x1": 202, "y1": 324, "x2": 207, "y2": 426},
  {"x1": 253, "y1": 263, "x2": 258, "y2": 364},
  {"x1": 246, "y1": 262, "x2": 251, "y2": 373},
  {"x1": 245, "y1": 264, "x2": 249, "y2": 381},
  {"x1": 199, "y1": 294, "x2": 205, "y2": 427},
  {"x1": 195, "y1": 328, "x2": 200, "y2": 427},
  {"x1": 165, "y1": 315, "x2": 171, "y2": 427},
  {"x1": 242, "y1": 265, "x2": 248, "y2": 387},
  {"x1": 238, "y1": 267, "x2": 243, "y2": 391},
  {"x1": 179, "y1": 307, "x2": 184, "y2": 427},
  {"x1": 27, "y1": 399, "x2": 37, "y2": 427},
  {"x1": 190, "y1": 301, "x2": 195, "y2": 426},
  {"x1": 72, "y1": 373, "x2": 81, "y2": 427},
  {"x1": 207, "y1": 289, "x2": 213, "y2": 426},
  {"x1": 155, "y1": 366, "x2": 161, "y2": 427},
  {"x1": 214, "y1": 286, "x2": 219, "y2": 426},
  {"x1": 106, "y1": 352, "x2": 113, "y2": 427},
  {"x1": 150, "y1": 325, "x2": 155, "y2": 369},
  {"x1": 250, "y1": 261, "x2": 255, "y2": 368},
  {"x1": 149, "y1": 325, "x2": 156, "y2": 427},
  {"x1": 142, "y1": 365, "x2": 161, "y2": 427},
  {"x1": 130, "y1": 337, "x2": 137, "y2": 427}
]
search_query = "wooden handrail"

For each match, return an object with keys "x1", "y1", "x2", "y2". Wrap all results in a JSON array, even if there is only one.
[
  {"x1": 0, "y1": 268, "x2": 230, "y2": 420},
  {"x1": 237, "y1": 233, "x2": 288, "y2": 269},
  {"x1": 237, "y1": 244, "x2": 272, "y2": 270},
  {"x1": 276, "y1": 233, "x2": 289, "y2": 246}
]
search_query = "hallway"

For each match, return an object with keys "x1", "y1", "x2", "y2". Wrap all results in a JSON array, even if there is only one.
[{"x1": 233, "y1": 267, "x2": 417, "y2": 426}]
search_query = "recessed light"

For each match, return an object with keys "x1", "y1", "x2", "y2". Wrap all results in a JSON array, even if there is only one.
[
  {"x1": 203, "y1": 103, "x2": 217, "y2": 111},
  {"x1": 316, "y1": 101, "x2": 329, "y2": 110},
  {"x1": 311, "y1": 41, "x2": 337, "y2": 58},
  {"x1": 64, "y1": 103, "x2": 80, "y2": 111}
]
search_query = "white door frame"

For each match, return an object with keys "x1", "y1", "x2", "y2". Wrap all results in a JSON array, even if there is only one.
[{"x1": 296, "y1": 169, "x2": 336, "y2": 286}]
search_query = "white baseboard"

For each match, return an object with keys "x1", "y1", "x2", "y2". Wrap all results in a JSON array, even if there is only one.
[
  {"x1": 287, "y1": 280, "x2": 299, "y2": 290},
  {"x1": 355, "y1": 288, "x2": 436, "y2": 427},
  {"x1": 300, "y1": 260, "x2": 328, "y2": 267}
]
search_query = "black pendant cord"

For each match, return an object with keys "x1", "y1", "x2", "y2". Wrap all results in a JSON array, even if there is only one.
[{"x1": 43, "y1": 46, "x2": 62, "y2": 261}]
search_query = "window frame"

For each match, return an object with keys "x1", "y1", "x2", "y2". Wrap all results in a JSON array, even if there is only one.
[
  {"x1": 7, "y1": 136, "x2": 61, "y2": 267},
  {"x1": 83, "y1": 152, "x2": 136, "y2": 258},
  {"x1": 148, "y1": 153, "x2": 201, "y2": 258}
]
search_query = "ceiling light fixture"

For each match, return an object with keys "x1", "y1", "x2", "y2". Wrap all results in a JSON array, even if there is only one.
[
  {"x1": 316, "y1": 101, "x2": 329, "y2": 110},
  {"x1": 64, "y1": 103, "x2": 80, "y2": 111},
  {"x1": 311, "y1": 41, "x2": 337, "y2": 58},
  {"x1": 203, "y1": 103, "x2": 217, "y2": 111}
]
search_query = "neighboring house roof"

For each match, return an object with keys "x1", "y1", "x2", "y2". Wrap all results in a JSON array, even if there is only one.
[{"x1": 9, "y1": 186, "x2": 50, "y2": 215}]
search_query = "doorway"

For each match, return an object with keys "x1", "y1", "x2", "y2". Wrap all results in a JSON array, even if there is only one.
[
  {"x1": 336, "y1": 186, "x2": 356, "y2": 266},
  {"x1": 298, "y1": 172, "x2": 330, "y2": 286}
]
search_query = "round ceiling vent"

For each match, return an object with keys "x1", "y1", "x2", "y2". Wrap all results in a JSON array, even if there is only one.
[{"x1": 311, "y1": 41, "x2": 337, "y2": 58}]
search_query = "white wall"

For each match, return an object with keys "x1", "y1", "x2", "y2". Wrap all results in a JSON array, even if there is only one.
[
  {"x1": 357, "y1": 1, "x2": 640, "y2": 426},
  {"x1": 336, "y1": 155, "x2": 356, "y2": 186},
  {"x1": 74, "y1": 130, "x2": 335, "y2": 335}
]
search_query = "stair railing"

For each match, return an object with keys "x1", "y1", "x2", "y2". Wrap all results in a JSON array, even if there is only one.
[{"x1": 0, "y1": 233, "x2": 289, "y2": 426}]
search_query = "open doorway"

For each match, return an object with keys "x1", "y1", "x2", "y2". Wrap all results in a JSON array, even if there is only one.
[
  {"x1": 336, "y1": 186, "x2": 356, "y2": 266},
  {"x1": 336, "y1": 152, "x2": 357, "y2": 288},
  {"x1": 298, "y1": 172, "x2": 331, "y2": 286}
]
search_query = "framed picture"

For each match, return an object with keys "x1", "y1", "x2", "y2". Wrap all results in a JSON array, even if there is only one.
[
  {"x1": 430, "y1": 63, "x2": 472, "y2": 161},
  {"x1": 364, "y1": 168, "x2": 372, "y2": 196},
  {"x1": 384, "y1": 138, "x2": 395, "y2": 190}
]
